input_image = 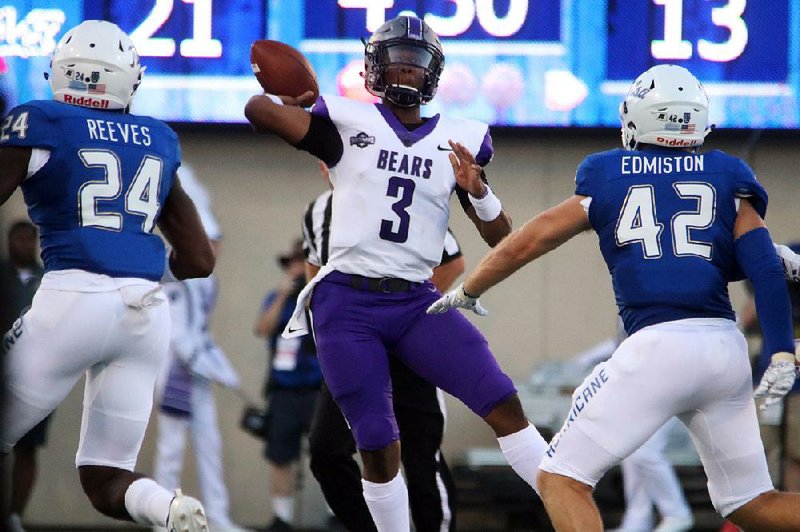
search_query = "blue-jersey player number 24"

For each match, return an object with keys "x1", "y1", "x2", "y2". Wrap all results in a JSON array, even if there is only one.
[{"x1": 77, "y1": 149, "x2": 163, "y2": 233}]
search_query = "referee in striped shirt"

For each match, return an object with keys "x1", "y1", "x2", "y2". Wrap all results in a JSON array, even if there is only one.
[{"x1": 304, "y1": 162, "x2": 464, "y2": 532}]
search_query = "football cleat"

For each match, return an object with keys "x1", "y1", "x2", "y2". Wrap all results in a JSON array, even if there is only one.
[{"x1": 166, "y1": 489, "x2": 208, "y2": 532}]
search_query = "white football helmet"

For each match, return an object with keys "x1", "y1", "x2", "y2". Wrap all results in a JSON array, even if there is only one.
[
  {"x1": 49, "y1": 20, "x2": 143, "y2": 111},
  {"x1": 619, "y1": 64, "x2": 710, "y2": 150}
]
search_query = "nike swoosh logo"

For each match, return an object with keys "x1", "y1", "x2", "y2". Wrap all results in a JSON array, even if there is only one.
[
  {"x1": 287, "y1": 327, "x2": 302, "y2": 333},
  {"x1": 437, "y1": 145, "x2": 453, "y2": 151}
]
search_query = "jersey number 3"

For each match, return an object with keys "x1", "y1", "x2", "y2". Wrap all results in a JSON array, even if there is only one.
[
  {"x1": 615, "y1": 183, "x2": 716, "y2": 259},
  {"x1": 78, "y1": 149, "x2": 163, "y2": 233},
  {"x1": 380, "y1": 176, "x2": 415, "y2": 243}
]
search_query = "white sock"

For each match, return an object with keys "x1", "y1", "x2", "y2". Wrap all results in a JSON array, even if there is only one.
[
  {"x1": 362, "y1": 471, "x2": 410, "y2": 532},
  {"x1": 498, "y1": 423, "x2": 548, "y2": 496},
  {"x1": 272, "y1": 495, "x2": 294, "y2": 523},
  {"x1": 124, "y1": 478, "x2": 174, "y2": 526}
]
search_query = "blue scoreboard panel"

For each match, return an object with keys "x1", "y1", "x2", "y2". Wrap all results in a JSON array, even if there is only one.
[{"x1": 1, "y1": 1, "x2": 798, "y2": 128}]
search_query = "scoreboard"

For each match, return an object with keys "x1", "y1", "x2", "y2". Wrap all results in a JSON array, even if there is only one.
[{"x1": 1, "y1": 0, "x2": 798, "y2": 128}]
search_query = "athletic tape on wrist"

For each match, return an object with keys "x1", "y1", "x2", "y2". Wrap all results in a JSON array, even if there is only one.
[{"x1": 468, "y1": 185, "x2": 502, "y2": 222}]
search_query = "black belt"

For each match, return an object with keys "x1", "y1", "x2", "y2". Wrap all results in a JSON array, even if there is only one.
[{"x1": 348, "y1": 274, "x2": 416, "y2": 293}]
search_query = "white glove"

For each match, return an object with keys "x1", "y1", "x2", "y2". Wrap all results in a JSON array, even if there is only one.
[
  {"x1": 774, "y1": 244, "x2": 800, "y2": 282},
  {"x1": 426, "y1": 283, "x2": 488, "y2": 316},
  {"x1": 754, "y1": 352, "x2": 799, "y2": 410}
]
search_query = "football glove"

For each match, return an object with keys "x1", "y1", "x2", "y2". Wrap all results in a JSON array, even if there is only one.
[
  {"x1": 775, "y1": 244, "x2": 800, "y2": 282},
  {"x1": 426, "y1": 283, "x2": 488, "y2": 316},
  {"x1": 754, "y1": 351, "x2": 799, "y2": 410}
]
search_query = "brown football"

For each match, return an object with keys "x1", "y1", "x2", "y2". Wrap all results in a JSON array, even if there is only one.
[{"x1": 250, "y1": 40, "x2": 319, "y2": 100}]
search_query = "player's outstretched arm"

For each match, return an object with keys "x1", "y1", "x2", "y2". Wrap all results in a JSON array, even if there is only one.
[
  {"x1": 0, "y1": 147, "x2": 31, "y2": 206},
  {"x1": 158, "y1": 176, "x2": 215, "y2": 280},
  {"x1": 428, "y1": 195, "x2": 590, "y2": 314},
  {"x1": 244, "y1": 91, "x2": 315, "y2": 145},
  {"x1": 448, "y1": 140, "x2": 512, "y2": 246},
  {"x1": 734, "y1": 199, "x2": 798, "y2": 407}
]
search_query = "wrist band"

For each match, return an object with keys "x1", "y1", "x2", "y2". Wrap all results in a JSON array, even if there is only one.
[
  {"x1": 468, "y1": 185, "x2": 502, "y2": 222},
  {"x1": 265, "y1": 94, "x2": 284, "y2": 105},
  {"x1": 462, "y1": 284, "x2": 480, "y2": 299}
]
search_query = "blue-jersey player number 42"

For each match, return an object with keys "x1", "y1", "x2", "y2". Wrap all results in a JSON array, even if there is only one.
[{"x1": 616, "y1": 178, "x2": 715, "y2": 260}]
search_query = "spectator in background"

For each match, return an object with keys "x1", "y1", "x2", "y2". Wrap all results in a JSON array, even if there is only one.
[
  {"x1": 304, "y1": 161, "x2": 462, "y2": 531},
  {"x1": 1, "y1": 221, "x2": 49, "y2": 532},
  {"x1": 153, "y1": 166, "x2": 248, "y2": 531},
  {"x1": 254, "y1": 238, "x2": 323, "y2": 532}
]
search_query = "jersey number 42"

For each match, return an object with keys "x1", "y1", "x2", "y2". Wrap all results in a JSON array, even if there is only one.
[{"x1": 615, "y1": 183, "x2": 715, "y2": 260}]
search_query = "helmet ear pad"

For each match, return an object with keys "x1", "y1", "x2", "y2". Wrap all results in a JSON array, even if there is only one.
[
  {"x1": 364, "y1": 15, "x2": 444, "y2": 107},
  {"x1": 619, "y1": 64, "x2": 710, "y2": 150},
  {"x1": 48, "y1": 20, "x2": 143, "y2": 111}
]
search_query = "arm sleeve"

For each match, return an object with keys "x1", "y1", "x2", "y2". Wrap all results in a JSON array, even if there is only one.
[
  {"x1": 294, "y1": 96, "x2": 344, "y2": 167},
  {"x1": 735, "y1": 227, "x2": 795, "y2": 356}
]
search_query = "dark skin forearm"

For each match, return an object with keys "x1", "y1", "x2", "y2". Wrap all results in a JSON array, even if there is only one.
[
  {"x1": 243, "y1": 91, "x2": 316, "y2": 143},
  {"x1": 467, "y1": 207, "x2": 513, "y2": 247},
  {"x1": 158, "y1": 177, "x2": 215, "y2": 279}
]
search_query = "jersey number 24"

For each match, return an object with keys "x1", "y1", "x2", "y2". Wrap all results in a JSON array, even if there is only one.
[{"x1": 78, "y1": 149, "x2": 163, "y2": 233}]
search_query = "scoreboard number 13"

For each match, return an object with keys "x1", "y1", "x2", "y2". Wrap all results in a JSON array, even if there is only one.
[{"x1": 651, "y1": 0, "x2": 748, "y2": 62}]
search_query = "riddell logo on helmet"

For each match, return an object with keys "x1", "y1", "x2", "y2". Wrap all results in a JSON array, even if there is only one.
[
  {"x1": 656, "y1": 136, "x2": 698, "y2": 147},
  {"x1": 64, "y1": 94, "x2": 109, "y2": 109}
]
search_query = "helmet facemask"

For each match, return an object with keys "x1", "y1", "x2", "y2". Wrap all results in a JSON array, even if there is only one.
[{"x1": 364, "y1": 16, "x2": 444, "y2": 107}]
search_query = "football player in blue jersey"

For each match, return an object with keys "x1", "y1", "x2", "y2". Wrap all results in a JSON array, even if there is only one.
[
  {"x1": 0, "y1": 20, "x2": 214, "y2": 531},
  {"x1": 246, "y1": 15, "x2": 549, "y2": 532},
  {"x1": 429, "y1": 64, "x2": 800, "y2": 531}
]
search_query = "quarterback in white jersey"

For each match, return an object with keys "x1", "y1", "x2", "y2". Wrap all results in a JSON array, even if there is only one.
[{"x1": 246, "y1": 15, "x2": 549, "y2": 532}]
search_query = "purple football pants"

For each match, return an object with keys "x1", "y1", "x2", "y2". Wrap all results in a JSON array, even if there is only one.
[{"x1": 310, "y1": 271, "x2": 516, "y2": 451}]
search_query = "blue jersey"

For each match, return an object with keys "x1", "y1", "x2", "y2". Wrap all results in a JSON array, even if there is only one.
[
  {"x1": 0, "y1": 100, "x2": 180, "y2": 281},
  {"x1": 576, "y1": 147, "x2": 767, "y2": 335}
]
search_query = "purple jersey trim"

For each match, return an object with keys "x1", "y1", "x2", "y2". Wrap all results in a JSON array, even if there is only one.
[
  {"x1": 375, "y1": 103, "x2": 441, "y2": 147},
  {"x1": 475, "y1": 129, "x2": 494, "y2": 166},
  {"x1": 311, "y1": 95, "x2": 331, "y2": 120}
]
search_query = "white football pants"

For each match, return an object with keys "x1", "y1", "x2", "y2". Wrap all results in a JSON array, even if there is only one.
[
  {"x1": 541, "y1": 318, "x2": 774, "y2": 517},
  {"x1": 2, "y1": 280, "x2": 168, "y2": 470}
]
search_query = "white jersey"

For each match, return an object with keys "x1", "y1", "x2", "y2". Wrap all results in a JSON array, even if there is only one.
[
  {"x1": 303, "y1": 188, "x2": 462, "y2": 269},
  {"x1": 318, "y1": 95, "x2": 490, "y2": 282}
]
